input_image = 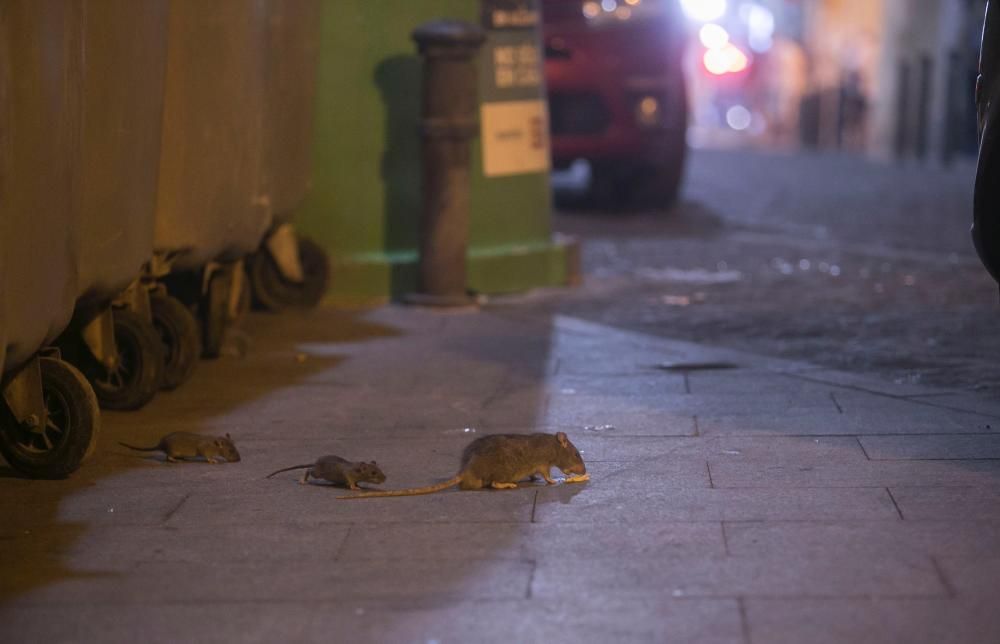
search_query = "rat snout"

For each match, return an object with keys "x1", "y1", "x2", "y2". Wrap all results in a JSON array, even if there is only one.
[
  {"x1": 564, "y1": 462, "x2": 586, "y2": 476},
  {"x1": 228, "y1": 450, "x2": 242, "y2": 462}
]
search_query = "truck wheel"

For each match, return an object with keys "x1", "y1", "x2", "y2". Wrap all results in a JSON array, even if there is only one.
[
  {"x1": 635, "y1": 143, "x2": 687, "y2": 210},
  {"x1": 151, "y1": 293, "x2": 200, "y2": 390},
  {"x1": 248, "y1": 235, "x2": 329, "y2": 311},
  {"x1": 87, "y1": 309, "x2": 163, "y2": 410},
  {"x1": 0, "y1": 358, "x2": 100, "y2": 479}
]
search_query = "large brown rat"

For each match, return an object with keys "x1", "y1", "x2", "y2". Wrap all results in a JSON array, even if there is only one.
[
  {"x1": 266, "y1": 455, "x2": 386, "y2": 490},
  {"x1": 338, "y1": 432, "x2": 586, "y2": 499},
  {"x1": 119, "y1": 432, "x2": 241, "y2": 464}
]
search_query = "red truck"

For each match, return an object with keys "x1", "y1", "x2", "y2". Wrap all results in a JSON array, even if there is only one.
[{"x1": 542, "y1": 0, "x2": 688, "y2": 208}]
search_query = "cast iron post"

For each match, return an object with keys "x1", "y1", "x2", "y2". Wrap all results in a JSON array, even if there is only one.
[{"x1": 407, "y1": 19, "x2": 486, "y2": 306}]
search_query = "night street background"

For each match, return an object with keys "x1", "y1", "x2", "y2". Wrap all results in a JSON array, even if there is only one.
[{"x1": 542, "y1": 148, "x2": 999, "y2": 394}]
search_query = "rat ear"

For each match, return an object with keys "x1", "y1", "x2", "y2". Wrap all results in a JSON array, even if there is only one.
[
  {"x1": 556, "y1": 432, "x2": 569, "y2": 447},
  {"x1": 370, "y1": 461, "x2": 377, "y2": 465},
  {"x1": 215, "y1": 439, "x2": 225, "y2": 447},
  {"x1": 225, "y1": 433, "x2": 232, "y2": 440}
]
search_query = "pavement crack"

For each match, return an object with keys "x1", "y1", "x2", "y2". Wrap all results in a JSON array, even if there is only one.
[
  {"x1": 334, "y1": 525, "x2": 353, "y2": 561},
  {"x1": 693, "y1": 415, "x2": 701, "y2": 437},
  {"x1": 856, "y1": 436, "x2": 872, "y2": 460},
  {"x1": 929, "y1": 556, "x2": 956, "y2": 598},
  {"x1": 683, "y1": 372, "x2": 691, "y2": 394},
  {"x1": 161, "y1": 492, "x2": 191, "y2": 524},
  {"x1": 886, "y1": 487, "x2": 905, "y2": 520},
  {"x1": 525, "y1": 559, "x2": 537, "y2": 599},
  {"x1": 829, "y1": 392, "x2": 844, "y2": 414},
  {"x1": 530, "y1": 490, "x2": 539, "y2": 523},
  {"x1": 721, "y1": 521, "x2": 730, "y2": 556},
  {"x1": 707, "y1": 461, "x2": 715, "y2": 489},
  {"x1": 738, "y1": 596, "x2": 753, "y2": 644}
]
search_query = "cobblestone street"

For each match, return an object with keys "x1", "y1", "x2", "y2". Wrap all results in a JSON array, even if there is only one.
[{"x1": 551, "y1": 149, "x2": 1000, "y2": 395}]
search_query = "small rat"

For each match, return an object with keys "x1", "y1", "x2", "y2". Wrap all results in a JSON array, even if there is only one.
[
  {"x1": 119, "y1": 432, "x2": 241, "y2": 464},
  {"x1": 266, "y1": 455, "x2": 386, "y2": 490},
  {"x1": 338, "y1": 432, "x2": 585, "y2": 499}
]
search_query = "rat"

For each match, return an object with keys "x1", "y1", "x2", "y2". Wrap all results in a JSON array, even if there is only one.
[
  {"x1": 119, "y1": 431, "x2": 241, "y2": 464},
  {"x1": 266, "y1": 455, "x2": 386, "y2": 490},
  {"x1": 337, "y1": 432, "x2": 586, "y2": 499}
]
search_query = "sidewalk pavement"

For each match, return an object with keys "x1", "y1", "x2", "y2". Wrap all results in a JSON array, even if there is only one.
[{"x1": 2, "y1": 304, "x2": 999, "y2": 643}]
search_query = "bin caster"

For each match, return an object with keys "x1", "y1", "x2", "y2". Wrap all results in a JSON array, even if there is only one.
[
  {"x1": 0, "y1": 356, "x2": 100, "y2": 479},
  {"x1": 248, "y1": 230, "x2": 329, "y2": 311},
  {"x1": 83, "y1": 309, "x2": 164, "y2": 410},
  {"x1": 150, "y1": 293, "x2": 200, "y2": 390},
  {"x1": 202, "y1": 266, "x2": 232, "y2": 359}
]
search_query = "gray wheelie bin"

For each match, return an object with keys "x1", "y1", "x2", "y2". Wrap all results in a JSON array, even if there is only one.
[
  {"x1": 154, "y1": 0, "x2": 272, "y2": 358},
  {"x1": 246, "y1": 0, "x2": 330, "y2": 311},
  {"x1": 0, "y1": 2, "x2": 100, "y2": 479},
  {"x1": 55, "y1": 0, "x2": 200, "y2": 412}
]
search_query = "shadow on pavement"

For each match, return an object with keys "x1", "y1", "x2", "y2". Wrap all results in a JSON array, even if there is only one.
[{"x1": 0, "y1": 309, "x2": 398, "y2": 603}]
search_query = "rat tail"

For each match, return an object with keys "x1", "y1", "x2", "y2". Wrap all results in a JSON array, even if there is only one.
[
  {"x1": 118, "y1": 441, "x2": 159, "y2": 452},
  {"x1": 337, "y1": 475, "x2": 463, "y2": 499},
  {"x1": 265, "y1": 464, "x2": 314, "y2": 479}
]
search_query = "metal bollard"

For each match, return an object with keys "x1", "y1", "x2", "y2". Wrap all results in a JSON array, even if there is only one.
[{"x1": 406, "y1": 20, "x2": 486, "y2": 307}]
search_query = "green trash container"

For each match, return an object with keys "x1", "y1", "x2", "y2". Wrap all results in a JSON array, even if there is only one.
[
  {"x1": 294, "y1": 0, "x2": 577, "y2": 304},
  {"x1": 245, "y1": 0, "x2": 331, "y2": 312}
]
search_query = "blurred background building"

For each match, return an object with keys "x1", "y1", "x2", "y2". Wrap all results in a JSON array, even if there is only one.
[{"x1": 684, "y1": 0, "x2": 987, "y2": 164}]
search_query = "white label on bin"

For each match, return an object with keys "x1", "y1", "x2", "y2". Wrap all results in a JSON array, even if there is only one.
[{"x1": 480, "y1": 99, "x2": 550, "y2": 177}]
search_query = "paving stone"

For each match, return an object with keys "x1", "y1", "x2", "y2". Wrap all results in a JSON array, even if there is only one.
[
  {"x1": 571, "y1": 435, "x2": 866, "y2": 463},
  {"x1": 697, "y1": 401, "x2": 986, "y2": 436},
  {"x1": 545, "y1": 394, "x2": 698, "y2": 435},
  {"x1": 935, "y1": 556, "x2": 1000, "y2": 595},
  {"x1": 889, "y1": 486, "x2": 1000, "y2": 520},
  {"x1": 745, "y1": 598, "x2": 1000, "y2": 644},
  {"x1": 0, "y1": 603, "x2": 318, "y2": 644},
  {"x1": 169, "y1": 483, "x2": 535, "y2": 526},
  {"x1": 725, "y1": 520, "x2": 1000, "y2": 559},
  {"x1": 686, "y1": 370, "x2": 837, "y2": 396},
  {"x1": 0, "y1": 484, "x2": 186, "y2": 529},
  {"x1": 534, "y1": 486, "x2": 899, "y2": 523},
  {"x1": 708, "y1": 459, "x2": 1000, "y2": 488},
  {"x1": 339, "y1": 521, "x2": 726, "y2": 561},
  {"x1": 909, "y1": 394, "x2": 1000, "y2": 419},
  {"x1": 789, "y1": 369, "x2": 955, "y2": 397},
  {"x1": 532, "y1": 553, "x2": 945, "y2": 598},
  {"x1": 88, "y1": 523, "x2": 349, "y2": 564},
  {"x1": 0, "y1": 559, "x2": 533, "y2": 604},
  {"x1": 0, "y1": 598, "x2": 746, "y2": 644},
  {"x1": 860, "y1": 434, "x2": 1000, "y2": 460},
  {"x1": 548, "y1": 373, "x2": 688, "y2": 396},
  {"x1": 834, "y1": 391, "x2": 996, "y2": 432}
]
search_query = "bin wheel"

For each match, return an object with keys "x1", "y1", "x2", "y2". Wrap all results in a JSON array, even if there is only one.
[
  {"x1": 151, "y1": 293, "x2": 200, "y2": 391},
  {"x1": 0, "y1": 358, "x2": 100, "y2": 479},
  {"x1": 87, "y1": 309, "x2": 164, "y2": 410},
  {"x1": 202, "y1": 269, "x2": 230, "y2": 359},
  {"x1": 248, "y1": 235, "x2": 329, "y2": 311}
]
